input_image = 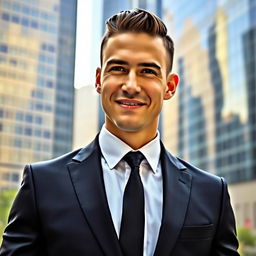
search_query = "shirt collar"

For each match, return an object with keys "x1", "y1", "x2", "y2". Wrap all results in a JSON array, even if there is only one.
[{"x1": 99, "y1": 126, "x2": 161, "y2": 173}]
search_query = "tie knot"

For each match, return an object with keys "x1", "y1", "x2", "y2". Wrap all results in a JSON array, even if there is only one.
[{"x1": 123, "y1": 151, "x2": 145, "y2": 169}]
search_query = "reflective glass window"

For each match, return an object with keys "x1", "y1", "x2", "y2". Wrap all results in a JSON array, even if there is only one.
[
  {"x1": 25, "y1": 127, "x2": 32, "y2": 135},
  {"x1": 46, "y1": 80, "x2": 53, "y2": 88},
  {"x1": 16, "y1": 112, "x2": 23, "y2": 121},
  {"x1": 2, "y1": 12, "x2": 10, "y2": 21},
  {"x1": 35, "y1": 103, "x2": 43, "y2": 110},
  {"x1": 43, "y1": 131, "x2": 51, "y2": 139},
  {"x1": 14, "y1": 139, "x2": 22, "y2": 147},
  {"x1": 13, "y1": 3, "x2": 20, "y2": 12},
  {"x1": 35, "y1": 116, "x2": 42, "y2": 124},
  {"x1": 35, "y1": 129, "x2": 42, "y2": 137},
  {"x1": 31, "y1": 8, "x2": 39, "y2": 17},
  {"x1": 0, "y1": 44, "x2": 8, "y2": 53},
  {"x1": 22, "y1": 6, "x2": 30, "y2": 15},
  {"x1": 25, "y1": 114, "x2": 33, "y2": 123},
  {"x1": 48, "y1": 45, "x2": 55, "y2": 52},
  {"x1": 11, "y1": 15, "x2": 19, "y2": 24},
  {"x1": 31, "y1": 20, "x2": 38, "y2": 29},
  {"x1": 12, "y1": 173, "x2": 19, "y2": 182},
  {"x1": 15, "y1": 126, "x2": 22, "y2": 134},
  {"x1": 21, "y1": 17, "x2": 29, "y2": 26}
]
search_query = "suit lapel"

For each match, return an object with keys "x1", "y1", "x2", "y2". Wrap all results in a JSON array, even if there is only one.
[
  {"x1": 67, "y1": 137, "x2": 123, "y2": 256},
  {"x1": 154, "y1": 143, "x2": 192, "y2": 256}
]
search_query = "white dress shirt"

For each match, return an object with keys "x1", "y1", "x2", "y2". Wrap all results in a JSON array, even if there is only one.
[{"x1": 99, "y1": 126, "x2": 163, "y2": 256}]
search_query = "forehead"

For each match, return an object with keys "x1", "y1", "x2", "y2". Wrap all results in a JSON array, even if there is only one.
[{"x1": 102, "y1": 32, "x2": 167, "y2": 67}]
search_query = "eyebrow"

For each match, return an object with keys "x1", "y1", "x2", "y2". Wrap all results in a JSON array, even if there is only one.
[
  {"x1": 138, "y1": 62, "x2": 161, "y2": 70},
  {"x1": 106, "y1": 59, "x2": 161, "y2": 70},
  {"x1": 106, "y1": 59, "x2": 128, "y2": 66}
]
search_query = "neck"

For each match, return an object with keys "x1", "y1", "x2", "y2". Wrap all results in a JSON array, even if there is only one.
[{"x1": 105, "y1": 125, "x2": 158, "y2": 150}]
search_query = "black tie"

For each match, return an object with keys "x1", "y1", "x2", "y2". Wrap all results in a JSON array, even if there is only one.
[{"x1": 119, "y1": 151, "x2": 145, "y2": 256}]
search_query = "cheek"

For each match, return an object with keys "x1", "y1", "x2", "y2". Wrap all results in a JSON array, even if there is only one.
[
  {"x1": 100, "y1": 83, "x2": 115, "y2": 105},
  {"x1": 146, "y1": 85, "x2": 166, "y2": 101}
]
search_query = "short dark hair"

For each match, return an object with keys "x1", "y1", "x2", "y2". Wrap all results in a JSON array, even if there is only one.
[{"x1": 100, "y1": 8, "x2": 174, "y2": 73}]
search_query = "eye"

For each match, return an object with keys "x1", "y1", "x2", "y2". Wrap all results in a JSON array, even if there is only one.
[
  {"x1": 108, "y1": 66, "x2": 126, "y2": 72},
  {"x1": 141, "y1": 68, "x2": 157, "y2": 75}
]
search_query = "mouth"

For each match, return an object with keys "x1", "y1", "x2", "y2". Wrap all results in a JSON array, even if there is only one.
[{"x1": 115, "y1": 99, "x2": 146, "y2": 108}]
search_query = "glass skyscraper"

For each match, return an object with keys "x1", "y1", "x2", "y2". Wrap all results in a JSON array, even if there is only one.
[
  {"x1": 0, "y1": 0, "x2": 77, "y2": 189},
  {"x1": 162, "y1": 0, "x2": 256, "y2": 184}
]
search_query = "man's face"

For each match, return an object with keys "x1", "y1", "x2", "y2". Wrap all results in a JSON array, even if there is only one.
[{"x1": 96, "y1": 32, "x2": 177, "y2": 138}]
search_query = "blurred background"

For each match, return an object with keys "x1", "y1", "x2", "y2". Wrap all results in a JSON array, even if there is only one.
[{"x1": 0, "y1": 0, "x2": 256, "y2": 254}]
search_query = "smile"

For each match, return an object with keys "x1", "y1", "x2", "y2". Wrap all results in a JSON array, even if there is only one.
[{"x1": 115, "y1": 99, "x2": 146, "y2": 108}]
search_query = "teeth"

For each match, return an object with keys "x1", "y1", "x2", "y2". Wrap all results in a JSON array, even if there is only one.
[
  {"x1": 123, "y1": 102, "x2": 139, "y2": 106},
  {"x1": 116, "y1": 100, "x2": 144, "y2": 106}
]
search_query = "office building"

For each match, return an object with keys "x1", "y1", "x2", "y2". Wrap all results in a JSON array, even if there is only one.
[
  {"x1": 162, "y1": 0, "x2": 256, "y2": 228},
  {"x1": 0, "y1": 0, "x2": 77, "y2": 189}
]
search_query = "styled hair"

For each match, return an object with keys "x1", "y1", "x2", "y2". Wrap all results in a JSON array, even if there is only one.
[{"x1": 100, "y1": 8, "x2": 174, "y2": 73}]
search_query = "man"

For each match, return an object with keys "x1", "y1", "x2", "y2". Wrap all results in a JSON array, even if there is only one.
[{"x1": 0, "y1": 8, "x2": 239, "y2": 256}]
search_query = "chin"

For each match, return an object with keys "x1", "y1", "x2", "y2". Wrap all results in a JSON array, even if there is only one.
[{"x1": 115, "y1": 122, "x2": 144, "y2": 133}]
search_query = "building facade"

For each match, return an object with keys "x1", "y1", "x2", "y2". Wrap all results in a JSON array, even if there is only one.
[
  {"x1": 162, "y1": 0, "x2": 256, "y2": 228},
  {"x1": 0, "y1": 0, "x2": 77, "y2": 189}
]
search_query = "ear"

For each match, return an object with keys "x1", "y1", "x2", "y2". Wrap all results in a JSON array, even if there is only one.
[
  {"x1": 95, "y1": 67, "x2": 102, "y2": 94},
  {"x1": 164, "y1": 73, "x2": 179, "y2": 100}
]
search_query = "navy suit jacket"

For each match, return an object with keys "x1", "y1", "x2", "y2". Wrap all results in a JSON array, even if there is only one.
[{"x1": 0, "y1": 137, "x2": 239, "y2": 256}]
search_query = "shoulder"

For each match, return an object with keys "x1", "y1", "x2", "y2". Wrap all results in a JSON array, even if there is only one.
[
  {"x1": 164, "y1": 149, "x2": 225, "y2": 187},
  {"x1": 179, "y1": 156, "x2": 223, "y2": 182},
  {"x1": 30, "y1": 148, "x2": 81, "y2": 171},
  {"x1": 29, "y1": 136, "x2": 99, "y2": 173}
]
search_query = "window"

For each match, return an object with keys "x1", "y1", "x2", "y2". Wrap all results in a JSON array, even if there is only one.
[
  {"x1": 2, "y1": 12, "x2": 10, "y2": 21},
  {"x1": 43, "y1": 131, "x2": 51, "y2": 139},
  {"x1": 16, "y1": 112, "x2": 23, "y2": 121},
  {"x1": 15, "y1": 126, "x2": 22, "y2": 134},
  {"x1": 37, "y1": 77, "x2": 44, "y2": 87},
  {"x1": 21, "y1": 18, "x2": 29, "y2": 26},
  {"x1": 11, "y1": 15, "x2": 19, "y2": 24},
  {"x1": 34, "y1": 129, "x2": 42, "y2": 137},
  {"x1": 45, "y1": 105, "x2": 52, "y2": 112},
  {"x1": 0, "y1": 56, "x2": 6, "y2": 63},
  {"x1": 31, "y1": 20, "x2": 38, "y2": 29},
  {"x1": 35, "y1": 103, "x2": 43, "y2": 111},
  {"x1": 25, "y1": 114, "x2": 33, "y2": 123},
  {"x1": 35, "y1": 116, "x2": 42, "y2": 124},
  {"x1": 22, "y1": 6, "x2": 30, "y2": 15},
  {"x1": 39, "y1": 54, "x2": 45, "y2": 62},
  {"x1": 2, "y1": 173, "x2": 10, "y2": 181},
  {"x1": 31, "y1": 8, "x2": 39, "y2": 17},
  {"x1": 13, "y1": 3, "x2": 20, "y2": 12},
  {"x1": 41, "y1": 43, "x2": 47, "y2": 51},
  {"x1": 48, "y1": 45, "x2": 55, "y2": 53},
  {"x1": 10, "y1": 59, "x2": 17, "y2": 66},
  {"x1": 0, "y1": 44, "x2": 8, "y2": 53},
  {"x1": 24, "y1": 127, "x2": 32, "y2": 136},
  {"x1": 14, "y1": 139, "x2": 22, "y2": 148},
  {"x1": 46, "y1": 80, "x2": 53, "y2": 88},
  {"x1": 12, "y1": 173, "x2": 19, "y2": 182}
]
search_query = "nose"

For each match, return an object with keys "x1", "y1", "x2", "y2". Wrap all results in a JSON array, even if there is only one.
[{"x1": 122, "y1": 70, "x2": 141, "y2": 95}]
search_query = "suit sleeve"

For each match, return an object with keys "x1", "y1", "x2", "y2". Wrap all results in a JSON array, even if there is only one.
[
  {"x1": 0, "y1": 165, "x2": 45, "y2": 256},
  {"x1": 211, "y1": 177, "x2": 240, "y2": 256}
]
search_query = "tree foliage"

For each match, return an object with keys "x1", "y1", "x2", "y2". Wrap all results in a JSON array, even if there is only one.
[
  {"x1": 0, "y1": 189, "x2": 17, "y2": 243},
  {"x1": 237, "y1": 226, "x2": 256, "y2": 256}
]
